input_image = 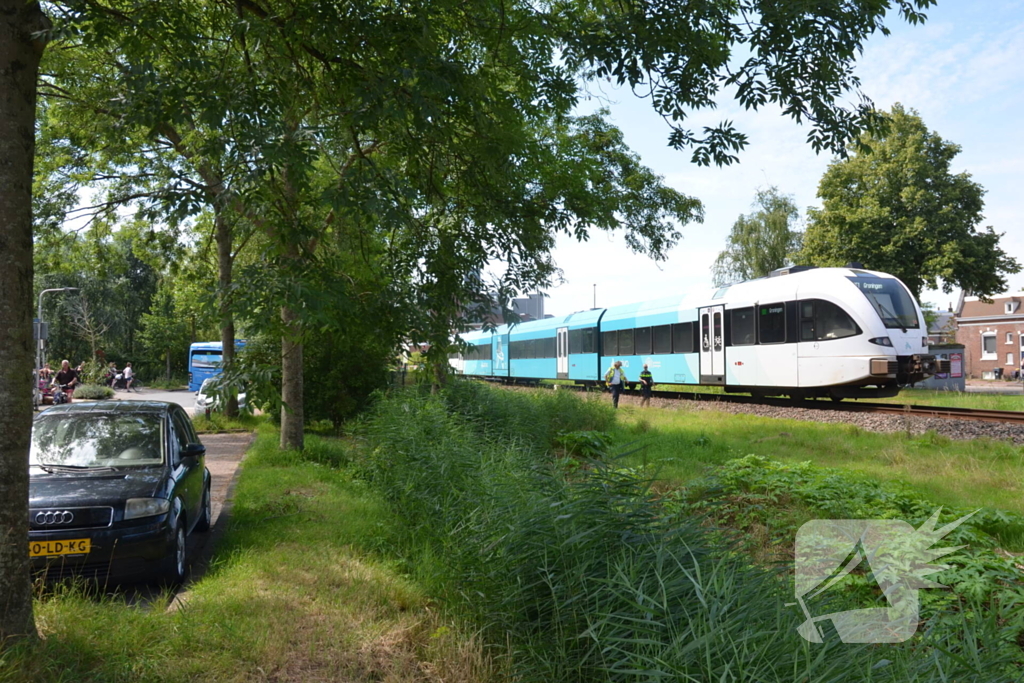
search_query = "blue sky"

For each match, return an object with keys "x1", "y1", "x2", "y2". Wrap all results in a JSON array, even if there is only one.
[{"x1": 542, "y1": 0, "x2": 1024, "y2": 316}]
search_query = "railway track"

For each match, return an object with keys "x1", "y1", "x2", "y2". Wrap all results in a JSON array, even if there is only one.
[{"x1": 549, "y1": 383, "x2": 1024, "y2": 425}]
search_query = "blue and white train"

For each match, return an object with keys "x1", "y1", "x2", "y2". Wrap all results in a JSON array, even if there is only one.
[{"x1": 449, "y1": 266, "x2": 948, "y2": 400}]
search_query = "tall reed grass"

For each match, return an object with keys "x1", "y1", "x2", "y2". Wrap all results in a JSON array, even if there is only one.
[{"x1": 358, "y1": 384, "x2": 1015, "y2": 682}]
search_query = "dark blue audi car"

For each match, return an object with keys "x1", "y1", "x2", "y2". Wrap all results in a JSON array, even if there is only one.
[{"x1": 29, "y1": 401, "x2": 212, "y2": 584}]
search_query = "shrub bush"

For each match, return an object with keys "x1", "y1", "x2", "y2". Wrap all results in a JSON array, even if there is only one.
[
  {"x1": 358, "y1": 386, "x2": 1014, "y2": 681},
  {"x1": 72, "y1": 384, "x2": 114, "y2": 400}
]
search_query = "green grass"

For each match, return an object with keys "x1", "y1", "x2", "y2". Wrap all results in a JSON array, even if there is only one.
[
  {"x1": 610, "y1": 402, "x2": 1024, "y2": 515},
  {"x1": 874, "y1": 387, "x2": 1024, "y2": 411},
  {"x1": 0, "y1": 425, "x2": 490, "y2": 683},
  {"x1": 355, "y1": 384, "x2": 1020, "y2": 681},
  {"x1": 145, "y1": 378, "x2": 189, "y2": 391},
  {"x1": 191, "y1": 412, "x2": 264, "y2": 434}
]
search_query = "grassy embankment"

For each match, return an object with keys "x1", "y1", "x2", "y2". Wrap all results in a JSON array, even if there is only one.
[
  {"x1": 606, "y1": 399, "x2": 1024, "y2": 516},
  {"x1": 0, "y1": 422, "x2": 490, "y2": 683},
  {"x1": 357, "y1": 383, "x2": 1022, "y2": 680},
  {"x1": 543, "y1": 378, "x2": 1024, "y2": 410}
]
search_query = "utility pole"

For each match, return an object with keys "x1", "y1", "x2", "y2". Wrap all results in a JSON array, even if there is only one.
[
  {"x1": 36, "y1": 287, "x2": 78, "y2": 397},
  {"x1": 593, "y1": 283, "x2": 596, "y2": 309}
]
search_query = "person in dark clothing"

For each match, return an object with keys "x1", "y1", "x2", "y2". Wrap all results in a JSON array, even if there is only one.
[
  {"x1": 639, "y1": 364, "x2": 654, "y2": 408},
  {"x1": 53, "y1": 359, "x2": 79, "y2": 402}
]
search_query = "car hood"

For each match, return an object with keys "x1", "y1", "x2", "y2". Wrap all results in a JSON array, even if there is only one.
[{"x1": 29, "y1": 467, "x2": 166, "y2": 508}]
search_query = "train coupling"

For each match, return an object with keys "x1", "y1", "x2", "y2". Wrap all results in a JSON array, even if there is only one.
[{"x1": 896, "y1": 354, "x2": 946, "y2": 384}]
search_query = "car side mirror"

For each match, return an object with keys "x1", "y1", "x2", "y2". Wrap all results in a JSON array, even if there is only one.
[{"x1": 180, "y1": 443, "x2": 206, "y2": 461}]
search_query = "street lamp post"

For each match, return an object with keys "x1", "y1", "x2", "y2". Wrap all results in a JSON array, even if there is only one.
[{"x1": 36, "y1": 287, "x2": 79, "y2": 398}]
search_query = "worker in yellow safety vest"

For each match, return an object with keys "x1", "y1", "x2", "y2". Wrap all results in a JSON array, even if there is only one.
[{"x1": 604, "y1": 360, "x2": 627, "y2": 409}]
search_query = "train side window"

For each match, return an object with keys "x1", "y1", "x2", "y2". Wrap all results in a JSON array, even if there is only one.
[
  {"x1": 758, "y1": 303, "x2": 786, "y2": 344},
  {"x1": 731, "y1": 307, "x2": 755, "y2": 346},
  {"x1": 619, "y1": 329, "x2": 635, "y2": 356},
  {"x1": 653, "y1": 325, "x2": 672, "y2": 354},
  {"x1": 634, "y1": 327, "x2": 652, "y2": 355},
  {"x1": 700, "y1": 315, "x2": 710, "y2": 352},
  {"x1": 581, "y1": 327, "x2": 596, "y2": 354},
  {"x1": 672, "y1": 322, "x2": 693, "y2": 353},
  {"x1": 544, "y1": 336, "x2": 556, "y2": 358},
  {"x1": 568, "y1": 329, "x2": 582, "y2": 354},
  {"x1": 713, "y1": 311, "x2": 723, "y2": 351},
  {"x1": 818, "y1": 301, "x2": 861, "y2": 340},
  {"x1": 799, "y1": 299, "x2": 861, "y2": 342},
  {"x1": 602, "y1": 330, "x2": 618, "y2": 356}
]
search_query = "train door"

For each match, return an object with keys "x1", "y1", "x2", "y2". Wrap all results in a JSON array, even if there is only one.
[
  {"x1": 699, "y1": 305, "x2": 725, "y2": 385},
  {"x1": 493, "y1": 333, "x2": 509, "y2": 377},
  {"x1": 556, "y1": 327, "x2": 569, "y2": 379}
]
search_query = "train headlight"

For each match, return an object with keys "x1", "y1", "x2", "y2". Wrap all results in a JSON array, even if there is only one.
[{"x1": 869, "y1": 337, "x2": 893, "y2": 347}]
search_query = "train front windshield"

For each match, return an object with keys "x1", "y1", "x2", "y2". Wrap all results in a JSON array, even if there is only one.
[{"x1": 847, "y1": 277, "x2": 920, "y2": 330}]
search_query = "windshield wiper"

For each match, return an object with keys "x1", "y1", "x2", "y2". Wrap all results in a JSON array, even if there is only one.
[
  {"x1": 30, "y1": 463, "x2": 55, "y2": 474},
  {"x1": 36, "y1": 463, "x2": 115, "y2": 472},
  {"x1": 870, "y1": 297, "x2": 908, "y2": 333}
]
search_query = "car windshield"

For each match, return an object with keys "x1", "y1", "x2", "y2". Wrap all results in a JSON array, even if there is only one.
[
  {"x1": 847, "y1": 277, "x2": 920, "y2": 330},
  {"x1": 31, "y1": 413, "x2": 164, "y2": 468}
]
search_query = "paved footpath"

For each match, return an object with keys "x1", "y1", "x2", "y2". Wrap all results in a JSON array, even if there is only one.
[{"x1": 180, "y1": 432, "x2": 254, "y2": 586}]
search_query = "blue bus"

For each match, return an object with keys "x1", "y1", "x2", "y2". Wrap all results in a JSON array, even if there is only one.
[{"x1": 188, "y1": 340, "x2": 245, "y2": 392}]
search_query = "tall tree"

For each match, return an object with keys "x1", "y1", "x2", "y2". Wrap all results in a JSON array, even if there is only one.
[
  {"x1": 35, "y1": 0, "x2": 944, "y2": 451},
  {"x1": 711, "y1": 186, "x2": 801, "y2": 285},
  {"x1": 800, "y1": 104, "x2": 1020, "y2": 298},
  {"x1": 0, "y1": 0, "x2": 48, "y2": 643}
]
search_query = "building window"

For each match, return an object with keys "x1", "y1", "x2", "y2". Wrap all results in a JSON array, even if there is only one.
[
  {"x1": 1008, "y1": 353, "x2": 1015, "y2": 366},
  {"x1": 1007, "y1": 332, "x2": 1014, "y2": 344},
  {"x1": 982, "y1": 333, "x2": 996, "y2": 359}
]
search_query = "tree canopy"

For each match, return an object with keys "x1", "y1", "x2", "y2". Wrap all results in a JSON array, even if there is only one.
[
  {"x1": 711, "y1": 186, "x2": 801, "y2": 286},
  {"x1": 799, "y1": 104, "x2": 1020, "y2": 298}
]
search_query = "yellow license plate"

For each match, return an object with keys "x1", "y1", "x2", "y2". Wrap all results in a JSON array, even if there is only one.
[{"x1": 30, "y1": 539, "x2": 91, "y2": 557}]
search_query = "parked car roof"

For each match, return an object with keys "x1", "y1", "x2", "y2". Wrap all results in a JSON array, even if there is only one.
[{"x1": 39, "y1": 401, "x2": 177, "y2": 417}]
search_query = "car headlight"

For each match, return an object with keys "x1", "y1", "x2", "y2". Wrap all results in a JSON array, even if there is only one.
[{"x1": 124, "y1": 497, "x2": 171, "y2": 520}]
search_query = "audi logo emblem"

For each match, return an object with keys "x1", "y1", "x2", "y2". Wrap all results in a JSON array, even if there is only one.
[{"x1": 35, "y1": 510, "x2": 75, "y2": 525}]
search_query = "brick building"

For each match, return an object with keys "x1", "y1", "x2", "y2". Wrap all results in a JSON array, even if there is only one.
[{"x1": 954, "y1": 294, "x2": 1024, "y2": 379}]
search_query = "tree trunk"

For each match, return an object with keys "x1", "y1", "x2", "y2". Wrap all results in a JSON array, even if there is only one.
[
  {"x1": 0, "y1": 0, "x2": 48, "y2": 644},
  {"x1": 165, "y1": 348, "x2": 171, "y2": 382},
  {"x1": 215, "y1": 208, "x2": 238, "y2": 417},
  {"x1": 280, "y1": 305, "x2": 304, "y2": 450},
  {"x1": 431, "y1": 358, "x2": 447, "y2": 394}
]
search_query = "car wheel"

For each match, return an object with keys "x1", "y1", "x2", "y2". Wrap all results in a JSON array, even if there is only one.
[
  {"x1": 195, "y1": 484, "x2": 212, "y2": 532},
  {"x1": 159, "y1": 516, "x2": 187, "y2": 586}
]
